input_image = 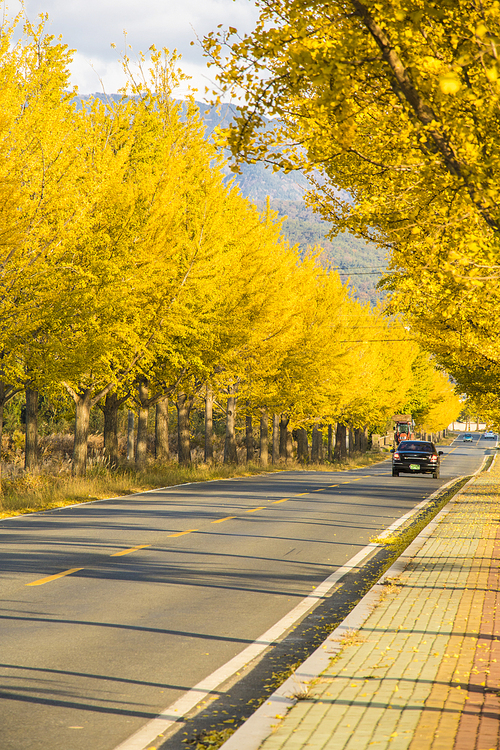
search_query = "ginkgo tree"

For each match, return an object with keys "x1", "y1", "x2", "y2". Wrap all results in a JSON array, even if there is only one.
[
  {"x1": 203, "y1": 0, "x2": 500, "y2": 403},
  {"x1": 152, "y1": 193, "x2": 305, "y2": 465},
  {"x1": 417, "y1": 368, "x2": 462, "y2": 435},
  {"x1": 0, "y1": 8, "x2": 462, "y2": 476},
  {"x1": 334, "y1": 310, "x2": 417, "y2": 434},
  {"x1": 52, "y1": 51, "x2": 251, "y2": 476},
  {"x1": 0, "y1": 14, "x2": 87, "y2": 479}
]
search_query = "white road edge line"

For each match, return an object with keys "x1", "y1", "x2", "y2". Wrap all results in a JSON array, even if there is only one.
[
  {"x1": 218, "y1": 459, "x2": 491, "y2": 750},
  {"x1": 111, "y1": 474, "x2": 458, "y2": 750}
]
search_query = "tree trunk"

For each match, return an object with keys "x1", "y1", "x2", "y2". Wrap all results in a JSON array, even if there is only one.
[
  {"x1": 354, "y1": 427, "x2": 362, "y2": 453},
  {"x1": 135, "y1": 380, "x2": 149, "y2": 468},
  {"x1": 102, "y1": 391, "x2": 120, "y2": 468},
  {"x1": 0, "y1": 399, "x2": 4, "y2": 485},
  {"x1": 348, "y1": 427, "x2": 355, "y2": 456},
  {"x1": 272, "y1": 414, "x2": 279, "y2": 464},
  {"x1": 259, "y1": 411, "x2": 268, "y2": 466},
  {"x1": 361, "y1": 426, "x2": 369, "y2": 453},
  {"x1": 279, "y1": 415, "x2": 289, "y2": 459},
  {"x1": 224, "y1": 385, "x2": 238, "y2": 464},
  {"x1": 127, "y1": 411, "x2": 135, "y2": 461},
  {"x1": 155, "y1": 397, "x2": 170, "y2": 461},
  {"x1": 0, "y1": 382, "x2": 22, "y2": 483},
  {"x1": 25, "y1": 387, "x2": 38, "y2": 471},
  {"x1": 72, "y1": 389, "x2": 92, "y2": 476},
  {"x1": 334, "y1": 423, "x2": 347, "y2": 461},
  {"x1": 327, "y1": 424, "x2": 333, "y2": 462},
  {"x1": 246, "y1": 413, "x2": 254, "y2": 463},
  {"x1": 286, "y1": 430, "x2": 293, "y2": 463},
  {"x1": 295, "y1": 427, "x2": 309, "y2": 463},
  {"x1": 311, "y1": 425, "x2": 320, "y2": 462},
  {"x1": 204, "y1": 386, "x2": 213, "y2": 463},
  {"x1": 177, "y1": 393, "x2": 193, "y2": 465}
]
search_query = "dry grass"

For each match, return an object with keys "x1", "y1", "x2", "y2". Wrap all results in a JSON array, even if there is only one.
[{"x1": 0, "y1": 450, "x2": 386, "y2": 519}]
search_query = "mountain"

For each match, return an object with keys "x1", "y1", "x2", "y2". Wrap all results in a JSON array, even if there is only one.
[{"x1": 261, "y1": 200, "x2": 387, "y2": 305}]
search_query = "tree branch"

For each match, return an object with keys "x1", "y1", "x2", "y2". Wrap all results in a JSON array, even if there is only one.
[{"x1": 349, "y1": 0, "x2": 500, "y2": 233}]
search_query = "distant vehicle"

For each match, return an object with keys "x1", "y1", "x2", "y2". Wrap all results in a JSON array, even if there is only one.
[
  {"x1": 463, "y1": 434, "x2": 473, "y2": 442},
  {"x1": 484, "y1": 431, "x2": 496, "y2": 440},
  {"x1": 392, "y1": 413, "x2": 414, "y2": 445},
  {"x1": 392, "y1": 440, "x2": 443, "y2": 478}
]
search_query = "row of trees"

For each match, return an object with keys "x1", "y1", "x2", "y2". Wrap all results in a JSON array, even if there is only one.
[
  {"x1": 204, "y1": 0, "x2": 500, "y2": 427},
  {"x1": 0, "y1": 13, "x2": 459, "y2": 478}
]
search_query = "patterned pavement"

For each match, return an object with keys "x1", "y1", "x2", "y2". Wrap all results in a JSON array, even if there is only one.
[{"x1": 258, "y1": 458, "x2": 500, "y2": 750}]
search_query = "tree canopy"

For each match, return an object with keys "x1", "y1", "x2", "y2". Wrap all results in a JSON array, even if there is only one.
[
  {"x1": 0, "y1": 9, "x2": 461, "y2": 475},
  {"x1": 203, "y1": 0, "x2": 500, "y2": 406}
]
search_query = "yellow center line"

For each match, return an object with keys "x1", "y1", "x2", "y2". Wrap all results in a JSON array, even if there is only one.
[
  {"x1": 341, "y1": 481, "x2": 351, "y2": 484},
  {"x1": 110, "y1": 544, "x2": 151, "y2": 557},
  {"x1": 26, "y1": 568, "x2": 84, "y2": 587},
  {"x1": 25, "y1": 469, "x2": 390, "y2": 590}
]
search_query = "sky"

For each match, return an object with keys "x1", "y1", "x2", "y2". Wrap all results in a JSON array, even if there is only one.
[{"x1": 18, "y1": 0, "x2": 259, "y2": 97}]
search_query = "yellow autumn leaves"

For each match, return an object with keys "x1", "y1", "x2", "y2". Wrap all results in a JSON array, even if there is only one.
[
  {"x1": 204, "y1": 0, "x2": 500, "y2": 428},
  {"x1": 0, "y1": 10, "x2": 460, "y2": 474}
]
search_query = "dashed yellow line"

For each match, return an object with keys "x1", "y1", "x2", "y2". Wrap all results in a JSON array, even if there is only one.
[
  {"x1": 26, "y1": 567, "x2": 84, "y2": 587},
  {"x1": 110, "y1": 544, "x2": 151, "y2": 557},
  {"x1": 24, "y1": 479, "x2": 375, "y2": 588}
]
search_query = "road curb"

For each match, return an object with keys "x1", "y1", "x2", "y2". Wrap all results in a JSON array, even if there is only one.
[{"x1": 218, "y1": 465, "x2": 486, "y2": 750}]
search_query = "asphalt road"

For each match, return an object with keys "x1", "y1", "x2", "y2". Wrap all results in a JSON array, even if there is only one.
[{"x1": 0, "y1": 439, "x2": 491, "y2": 750}]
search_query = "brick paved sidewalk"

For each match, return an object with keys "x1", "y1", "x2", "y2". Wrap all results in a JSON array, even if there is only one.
[{"x1": 258, "y1": 459, "x2": 500, "y2": 750}]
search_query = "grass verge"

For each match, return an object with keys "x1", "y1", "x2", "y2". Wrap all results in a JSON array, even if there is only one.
[
  {"x1": 0, "y1": 451, "x2": 387, "y2": 519},
  {"x1": 371, "y1": 474, "x2": 471, "y2": 562},
  {"x1": 481, "y1": 454, "x2": 495, "y2": 472}
]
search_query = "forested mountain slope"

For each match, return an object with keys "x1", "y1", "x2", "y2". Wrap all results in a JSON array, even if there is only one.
[{"x1": 261, "y1": 201, "x2": 387, "y2": 305}]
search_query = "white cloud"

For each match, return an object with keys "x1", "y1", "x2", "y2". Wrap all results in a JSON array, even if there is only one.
[{"x1": 18, "y1": 0, "x2": 259, "y2": 95}]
